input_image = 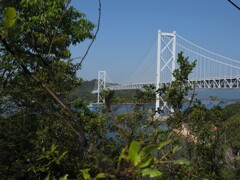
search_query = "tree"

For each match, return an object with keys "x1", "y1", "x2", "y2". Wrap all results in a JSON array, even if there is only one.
[
  {"x1": 0, "y1": 0, "x2": 99, "y2": 178},
  {"x1": 159, "y1": 52, "x2": 239, "y2": 179},
  {"x1": 1, "y1": 1, "x2": 239, "y2": 179}
]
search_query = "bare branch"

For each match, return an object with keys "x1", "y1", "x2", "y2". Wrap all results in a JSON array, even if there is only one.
[
  {"x1": 228, "y1": 0, "x2": 240, "y2": 11},
  {"x1": 73, "y1": 0, "x2": 102, "y2": 71}
]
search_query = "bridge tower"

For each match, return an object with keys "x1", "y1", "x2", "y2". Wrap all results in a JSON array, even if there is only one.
[
  {"x1": 97, "y1": 71, "x2": 106, "y2": 103},
  {"x1": 156, "y1": 30, "x2": 176, "y2": 113}
]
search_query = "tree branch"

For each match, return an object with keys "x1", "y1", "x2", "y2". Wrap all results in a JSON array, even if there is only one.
[
  {"x1": 0, "y1": 36, "x2": 88, "y2": 148},
  {"x1": 47, "y1": 0, "x2": 71, "y2": 58},
  {"x1": 228, "y1": 0, "x2": 240, "y2": 11},
  {"x1": 73, "y1": 0, "x2": 102, "y2": 71}
]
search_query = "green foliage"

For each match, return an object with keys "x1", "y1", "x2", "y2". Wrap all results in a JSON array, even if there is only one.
[
  {"x1": 59, "y1": 174, "x2": 68, "y2": 180},
  {"x1": 102, "y1": 89, "x2": 115, "y2": 109},
  {"x1": 0, "y1": 0, "x2": 95, "y2": 179},
  {"x1": 223, "y1": 112, "x2": 240, "y2": 151},
  {"x1": 1, "y1": 1, "x2": 239, "y2": 178},
  {"x1": 70, "y1": 80, "x2": 140, "y2": 105},
  {"x1": 134, "y1": 85, "x2": 156, "y2": 104},
  {"x1": 0, "y1": 110, "x2": 38, "y2": 178},
  {"x1": 128, "y1": 141, "x2": 142, "y2": 166},
  {"x1": 79, "y1": 168, "x2": 91, "y2": 180},
  {"x1": 141, "y1": 168, "x2": 162, "y2": 178},
  {"x1": 70, "y1": 79, "x2": 97, "y2": 103},
  {"x1": 80, "y1": 168, "x2": 107, "y2": 180},
  {"x1": 119, "y1": 139, "x2": 190, "y2": 178},
  {"x1": 223, "y1": 101, "x2": 240, "y2": 119},
  {"x1": 2, "y1": 7, "x2": 17, "y2": 28},
  {"x1": 162, "y1": 51, "x2": 196, "y2": 111},
  {"x1": 155, "y1": 51, "x2": 240, "y2": 179},
  {"x1": 29, "y1": 145, "x2": 68, "y2": 178},
  {"x1": 222, "y1": 102, "x2": 240, "y2": 156},
  {"x1": 94, "y1": 173, "x2": 106, "y2": 179}
]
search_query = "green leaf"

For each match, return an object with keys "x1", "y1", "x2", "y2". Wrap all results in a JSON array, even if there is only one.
[
  {"x1": 3, "y1": 7, "x2": 17, "y2": 28},
  {"x1": 142, "y1": 168, "x2": 162, "y2": 177},
  {"x1": 138, "y1": 158, "x2": 152, "y2": 168},
  {"x1": 94, "y1": 173, "x2": 106, "y2": 179},
  {"x1": 59, "y1": 174, "x2": 68, "y2": 180},
  {"x1": 44, "y1": 174, "x2": 50, "y2": 180},
  {"x1": 173, "y1": 159, "x2": 190, "y2": 166},
  {"x1": 158, "y1": 139, "x2": 172, "y2": 150},
  {"x1": 128, "y1": 141, "x2": 141, "y2": 166},
  {"x1": 80, "y1": 168, "x2": 91, "y2": 180},
  {"x1": 172, "y1": 145, "x2": 181, "y2": 154},
  {"x1": 139, "y1": 144, "x2": 158, "y2": 159},
  {"x1": 56, "y1": 151, "x2": 68, "y2": 164},
  {"x1": 141, "y1": 125, "x2": 147, "y2": 128}
]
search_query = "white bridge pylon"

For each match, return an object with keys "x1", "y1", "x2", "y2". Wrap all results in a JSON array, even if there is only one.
[
  {"x1": 97, "y1": 71, "x2": 106, "y2": 103},
  {"x1": 156, "y1": 30, "x2": 176, "y2": 113},
  {"x1": 92, "y1": 30, "x2": 240, "y2": 112}
]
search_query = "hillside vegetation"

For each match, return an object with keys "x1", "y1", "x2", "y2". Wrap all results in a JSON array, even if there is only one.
[
  {"x1": 71, "y1": 79, "x2": 140, "y2": 103},
  {"x1": 70, "y1": 79, "x2": 97, "y2": 103}
]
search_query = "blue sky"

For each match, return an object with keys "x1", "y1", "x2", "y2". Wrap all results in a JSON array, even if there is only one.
[{"x1": 70, "y1": 0, "x2": 240, "y2": 83}]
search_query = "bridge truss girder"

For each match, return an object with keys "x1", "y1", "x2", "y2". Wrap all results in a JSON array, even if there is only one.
[
  {"x1": 187, "y1": 78, "x2": 240, "y2": 89},
  {"x1": 94, "y1": 78, "x2": 240, "y2": 92}
]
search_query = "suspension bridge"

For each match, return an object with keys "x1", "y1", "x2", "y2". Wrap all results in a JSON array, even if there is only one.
[{"x1": 92, "y1": 30, "x2": 240, "y2": 112}]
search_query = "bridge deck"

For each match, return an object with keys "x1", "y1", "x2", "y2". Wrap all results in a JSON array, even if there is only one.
[{"x1": 92, "y1": 77, "x2": 240, "y2": 93}]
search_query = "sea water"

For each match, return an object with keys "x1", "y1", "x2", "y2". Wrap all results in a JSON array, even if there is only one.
[{"x1": 91, "y1": 89, "x2": 240, "y2": 139}]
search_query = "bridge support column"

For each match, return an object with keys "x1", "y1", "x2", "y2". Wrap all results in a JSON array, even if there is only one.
[
  {"x1": 156, "y1": 30, "x2": 161, "y2": 113},
  {"x1": 97, "y1": 71, "x2": 106, "y2": 103},
  {"x1": 155, "y1": 30, "x2": 176, "y2": 114}
]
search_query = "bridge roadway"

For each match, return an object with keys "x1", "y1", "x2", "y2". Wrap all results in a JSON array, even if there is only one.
[{"x1": 92, "y1": 76, "x2": 240, "y2": 93}]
